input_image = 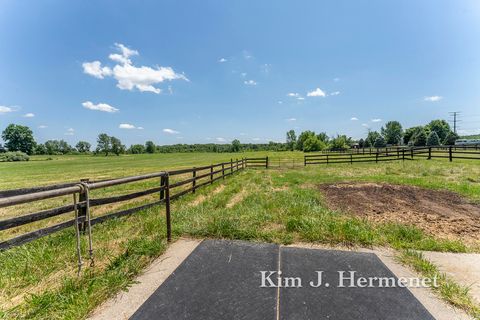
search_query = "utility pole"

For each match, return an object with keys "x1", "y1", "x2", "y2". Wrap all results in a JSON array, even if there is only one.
[{"x1": 449, "y1": 111, "x2": 461, "y2": 134}]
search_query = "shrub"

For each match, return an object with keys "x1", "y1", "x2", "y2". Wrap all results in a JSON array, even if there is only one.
[{"x1": 0, "y1": 151, "x2": 30, "y2": 162}]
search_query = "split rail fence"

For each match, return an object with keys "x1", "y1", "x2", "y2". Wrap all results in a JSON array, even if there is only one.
[{"x1": 0, "y1": 157, "x2": 269, "y2": 252}]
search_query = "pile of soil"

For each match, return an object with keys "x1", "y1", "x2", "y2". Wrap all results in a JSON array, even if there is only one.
[{"x1": 319, "y1": 183, "x2": 480, "y2": 244}]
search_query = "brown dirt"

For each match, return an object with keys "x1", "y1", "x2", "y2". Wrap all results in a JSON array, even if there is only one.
[{"x1": 319, "y1": 183, "x2": 480, "y2": 244}]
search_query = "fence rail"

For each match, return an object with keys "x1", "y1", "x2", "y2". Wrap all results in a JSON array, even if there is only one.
[
  {"x1": 0, "y1": 157, "x2": 269, "y2": 252},
  {"x1": 304, "y1": 145, "x2": 480, "y2": 166}
]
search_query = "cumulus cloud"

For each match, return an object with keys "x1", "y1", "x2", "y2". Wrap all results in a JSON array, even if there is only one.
[
  {"x1": 163, "y1": 128, "x2": 180, "y2": 134},
  {"x1": 244, "y1": 79, "x2": 257, "y2": 86},
  {"x1": 287, "y1": 93, "x2": 299, "y2": 97},
  {"x1": 307, "y1": 88, "x2": 327, "y2": 97},
  {"x1": 371, "y1": 118, "x2": 382, "y2": 122},
  {"x1": 0, "y1": 106, "x2": 14, "y2": 114},
  {"x1": 362, "y1": 123, "x2": 369, "y2": 127},
  {"x1": 65, "y1": 128, "x2": 75, "y2": 136},
  {"x1": 350, "y1": 117, "x2": 358, "y2": 121},
  {"x1": 24, "y1": 113, "x2": 35, "y2": 118},
  {"x1": 333, "y1": 77, "x2": 340, "y2": 82},
  {"x1": 82, "y1": 101, "x2": 119, "y2": 113},
  {"x1": 424, "y1": 96, "x2": 443, "y2": 102},
  {"x1": 218, "y1": 58, "x2": 227, "y2": 63},
  {"x1": 83, "y1": 43, "x2": 188, "y2": 94},
  {"x1": 286, "y1": 118, "x2": 297, "y2": 122},
  {"x1": 119, "y1": 123, "x2": 137, "y2": 129},
  {"x1": 330, "y1": 91, "x2": 341, "y2": 96}
]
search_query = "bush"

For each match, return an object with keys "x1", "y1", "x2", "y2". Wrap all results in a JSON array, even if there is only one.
[{"x1": 0, "y1": 151, "x2": 30, "y2": 162}]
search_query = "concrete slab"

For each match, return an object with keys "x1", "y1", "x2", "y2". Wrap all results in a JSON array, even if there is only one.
[
  {"x1": 279, "y1": 247, "x2": 434, "y2": 320},
  {"x1": 423, "y1": 251, "x2": 480, "y2": 303},
  {"x1": 130, "y1": 239, "x2": 279, "y2": 320}
]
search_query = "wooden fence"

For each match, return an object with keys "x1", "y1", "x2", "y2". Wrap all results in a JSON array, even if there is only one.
[
  {"x1": 0, "y1": 157, "x2": 271, "y2": 252},
  {"x1": 304, "y1": 145, "x2": 480, "y2": 165}
]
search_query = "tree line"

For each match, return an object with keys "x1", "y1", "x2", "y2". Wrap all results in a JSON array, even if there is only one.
[{"x1": 0, "y1": 119, "x2": 460, "y2": 156}]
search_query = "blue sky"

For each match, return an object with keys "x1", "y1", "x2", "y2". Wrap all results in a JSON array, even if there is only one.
[{"x1": 1, "y1": 0, "x2": 479, "y2": 146}]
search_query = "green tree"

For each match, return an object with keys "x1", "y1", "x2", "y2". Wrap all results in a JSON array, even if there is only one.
[
  {"x1": 426, "y1": 131, "x2": 440, "y2": 146},
  {"x1": 443, "y1": 131, "x2": 459, "y2": 145},
  {"x1": 231, "y1": 139, "x2": 241, "y2": 152},
  {"x1": 145, "y1": 141, "x2": 156, "y2": 154},
  {"x1": 329, "y1": 135, "x2": 351, "y2": 150},
  {"x1": 129, "y1": 144, "x2": 146, "y2": 154},
  {"x1": 412, "y1": 128, "x2": 427, "y2": 146},
  {"x1": 286, "y1": 130, "x2": 296, "y2": 151},
  {"x1": 76, "y1": 141, "x2": 91, "y2": 153},
  {"x1": 58, "y1": 140, "x2": 72, "y2": 154},
  {"x1": 34, "y1": 143, "x2": 46, "y2": 155},
  {"x1": 404, "y1": 126, "x2": 424, "y2": 145},
  {"x1": 373, "y1": 136, "x2": 386, "y2": 148},
  {"x1": 381, "y1": 121, "x2": 403, "y2": 145},
  {"x1": 97, "y1": 133, "x2": 111, "y2": 156},
  {"x1": 296, "y1": 131, "x2": 316, "y2": 151},
  {"x1": 317, "y1": 132, "x2": 330, "y2": 143},
  {"x1": 365, "y1": 131, "x2": 381, "y2": 147},
  {"x1": 110, "y1": 136, "x2": 124, "y2": 156},
  {"x1": 1, "y1": 124, "x2": 36, "y2": 154},
  {"x1": 358, "y1": 138, "x2": 365, "y2": 148},
  {"x1": 303, "y1": 135, "x2": 325, "y2": 152},
  {"x1": 426, "y1": 119, "x2": 451, "y2": 143}
]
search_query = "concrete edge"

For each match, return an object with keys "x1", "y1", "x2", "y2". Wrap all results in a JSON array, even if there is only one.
[
  {"x1": 88, "y1": 238, "x2": 202, "y2": 320},
  {"x1": 285, "y1": 243, "x2": 473, "y2": 320}
]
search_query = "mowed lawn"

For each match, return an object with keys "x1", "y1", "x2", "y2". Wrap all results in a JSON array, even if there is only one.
[{"x1": 1, "y1": 153, "x2": 480, "y2": 319}]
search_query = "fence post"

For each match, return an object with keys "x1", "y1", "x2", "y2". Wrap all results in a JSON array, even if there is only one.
[
  {"x1": 376, "y1": 152, "x2": 379, "y2": 163},
  {"x1": 350, "y1": 154, "x2": 353, "y2": 164},
  {"x1": 231, "y1": 158, "x2": 233, "y2": 174},
  {"x1": 222, "y1": 163, "x2": 225, "y2": 179},
  {"x1": 79, "y1": 178, "x2": 89, "y2": 232},
  {"x1": 449, "y1": 146, "x2": 453, "y2": 162},
  {"x1": 210, "y1": 166, "x2": 214, "y2": 184},
  {"x1": 428, "y1": 147, "x2": 431, "y2": 160},
  {"x1": 192, "y1": 168, "x2": 196, "y2": 193},
  {"x1": 164, "y1": 174, "x2": 171, "y2": 242},
  {"x1": 411, "y1": 149, "x2": 414, "y2": 160},
  {"x1": 402, "y1": 149, "x2": 405, "y2": 161},
  {"x1": 236, "y1": 158, "x2": 238, "y2": 172},
  {"x1": 327, "y1": 154, "x2": 329, "y2": 164},
  {"x1": 266, "y1": 156, "x2": 269, "y2": 169},
  {"x1": 160, "y1": 176, "x2": 166, "y2": 200}
]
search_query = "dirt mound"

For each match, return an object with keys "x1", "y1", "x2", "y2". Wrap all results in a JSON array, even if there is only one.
[{"x1": 319, "y1": 183, "x2": 480, "y2": 244}]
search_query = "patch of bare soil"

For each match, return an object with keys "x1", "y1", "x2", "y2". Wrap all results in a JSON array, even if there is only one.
[{"x1": 319, "y1": 183, "x2": 480, "y2": 244}]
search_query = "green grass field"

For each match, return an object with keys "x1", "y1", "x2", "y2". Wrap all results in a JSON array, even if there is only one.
[{"x1": 1, "y1": 153, "x2": 480, "y2": 319}]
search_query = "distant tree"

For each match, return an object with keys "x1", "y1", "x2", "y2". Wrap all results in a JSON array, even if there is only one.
[
  {"x1": 145, "y1": 141, "x2": 156, "y2": 154},
  {"x1": 34, "y1": 143, "x2": 46, "y2": 155},
  {"x1": 317, "y1": 132, "x2": 330, "y2": 144},
  {"x1": 286, "y1": 130, "x2": 296, "y2": 151},
  {"x1": 231, "y1": 139, "x2": 241, "y2": 152},
  {"x1": 1, "y1": 124, "x2": 36, "y2": 154},
  {"x1": 373, "y1": 136, "x2": 386, "y2": 148},
  {"x1": 365, "y1": 131, "x2": 381, "y2": 148},
  {"x1": 426, "y1": 131, "x2": 440, "y2": 146},
  {"x1": 443, "y1": 131, "x2": 459, "y2": 145},
  {"x1": 97, "y1": 133, "x2": 111, "y2": 156},
  {"x1": 381, "y1": 121, "x2": 403, "y2": 145},
  {"x1": 0, "y1": 143, "x2": 5, "y2": 153},
  {"x1": 110, "y1": 136, "x2": 124, "y2": 156},
  {"x1": 58, "y1": 140, "x2": 72, "y2": 154},
  {"x1": 412, "y1": 128, "x2": 427, "y2": 146},
  {"x1": 129, "y1": 144, "x2": 146, "y2": 154},
  {"x1": 426, "y1": 119, "x2": 451, "y2": 143},
  {"x1": 358, "y1": 138, "x2": 365, "y2": 148},
  {"x1": 296, "y1": 130, "x2": 316, "y2": 151},
  {"x1": 404, "y1": 126, "x2": 424, "y2": 145},
  {"x1": 303, "y1": 135, "x2": 325, "y2": 152},
  {"x1": 76, "y1": 141, "x2": 91, "y2": 153},
  {"x1": 329, "y1": 135, "x2": 351, "y2": 150}
]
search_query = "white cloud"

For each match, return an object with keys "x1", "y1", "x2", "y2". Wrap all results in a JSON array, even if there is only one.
[
  {"x1": 277, "y1": 100, "x2": 283, "y2": 104},
  {"x1": 83, "y1": 43, "x2": 188, "y2": 94},
  {"x1": 252, "y1": 137, "x2": 261, "y2": 141},
  {"x1": 241, "y1": 72, "x2": 247, "y2": 77},
  {"x1": 244, "y1": 79, "x2": 257, "y2": 86},
  {"x1": 82, "y1": 61, "x2": 112, "y2": 79},
  {"x1": 65, "y1": 128, "x2": 75, "y2": 136},
  {"x1": 137, "y1": 126, "x2": 144, "y2": 130},
  {"x1": 24, "y1": 113, "x2": 35, "y2": 118},
  {"x1": 350, "y1": 117, "x2": 358, "y2": 121},
  {"x1": 163, "y1": 128, "x2": 180, "y2": 134},
  {"x1": 286, "y1": 118, "x2": 297, "y2": 122},
  {"x1": 218, "y1": 58, "x2": 227, "y2": 63},
  {"x1": 216, "y1": 137, "x2": 226, "y2": 142},
  {"x1": 297, "y1": 97, "x2": 305, "y2": 101},
  {"x1": 362, "y1": 123, "x2": 369, "y2": 127},
  {"x1": 333, "y1": 77, "x2": 340, "y2": 82},
  {"x1": 307, "y1": 88, "x2": 327, "y2": 97},
  {"x1": 371, "y1": 118, "x2": 382, "y2": 122},
  {"x1": 0, "y1": 106, "x2": 14, "y2": 114},
  {"x1": 424, "y1": 96, "x2": 443, "y2": 102},
  {"x1": 119, "y1": 123, "x2": 136, "y2": 129},
  {"x1": 82, "y1": 101, "x2": 119, "y2": 113},
  {"x1": 38, "y1": 125, "x2": 48, "y2": 129},
  {"x1": 330, "y1": 91, "x2": 340, "y2": 96},
  {"x1": 287, "y1": 93, "x2": 299, "y2": 97}
]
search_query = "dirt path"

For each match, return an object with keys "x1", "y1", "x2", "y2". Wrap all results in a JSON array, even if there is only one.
[{"x1": 319, "y1": 183, "x2": 480, "y2": 244}]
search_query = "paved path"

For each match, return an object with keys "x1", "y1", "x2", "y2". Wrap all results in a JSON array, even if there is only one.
[{"x1": 130, "y1": 240, "x2": 434, "y2": 320}]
